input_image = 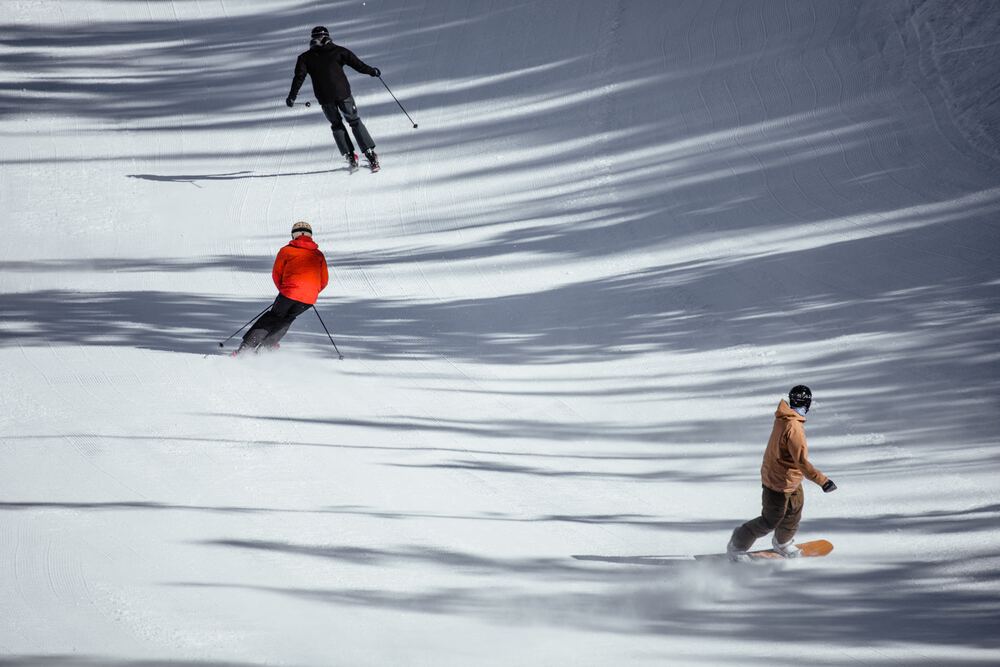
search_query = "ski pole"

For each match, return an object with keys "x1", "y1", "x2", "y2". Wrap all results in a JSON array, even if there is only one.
[
  {"x1": 378, "y1": 76, "x2": 418, "y2": 129},
  {"x1": 218, "y1": 305, "x2": 271, "y2": 348},
  {"x1": 312, "y1": 306, "x2": 344, "y2": 360}
]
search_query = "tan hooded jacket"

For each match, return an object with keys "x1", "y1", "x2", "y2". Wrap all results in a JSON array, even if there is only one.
[{"x1": 760, "y1": 400, "x2": 829, "y2": 493}]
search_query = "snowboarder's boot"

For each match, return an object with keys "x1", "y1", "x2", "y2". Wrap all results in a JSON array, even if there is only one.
[
  {"x1": 726, "y1": 539, "x2": 751, "y2": 563},
  {"x1": 364, "y1": 148, "x2": 380, "y2": 173},
  {"x1": 771, "y1": 537, "x2": 802, "y2": 558},
  {"x1": 344, "y1": 152, "x2": 359, "y2": 171}
]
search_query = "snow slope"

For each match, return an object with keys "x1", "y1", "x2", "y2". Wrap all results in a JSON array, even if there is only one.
[{"x1": 1, "y1": 0, "x2": 999, "y2": 664}]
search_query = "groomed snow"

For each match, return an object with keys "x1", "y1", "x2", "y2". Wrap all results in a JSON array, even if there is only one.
[{"x1": 1, "y1": 1, "x2": 999, "y2": 665}]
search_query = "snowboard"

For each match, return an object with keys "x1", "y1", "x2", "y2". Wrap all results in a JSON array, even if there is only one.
[{"x1": 695, "y1": 539, "x2": 833, "y2": 562}]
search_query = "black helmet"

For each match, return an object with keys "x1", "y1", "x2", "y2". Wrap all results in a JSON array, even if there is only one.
[
  {"x1": 310, "y1": 26, "x2": 332, "y2": 47},
  {"x1": 788, "y1": 385, "x2": 812, "y2": 412}
]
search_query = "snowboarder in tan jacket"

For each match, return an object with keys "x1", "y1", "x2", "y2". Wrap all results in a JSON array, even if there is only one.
[{"x1": 727, "y1": 385, "x2": 837, "y2": 560}]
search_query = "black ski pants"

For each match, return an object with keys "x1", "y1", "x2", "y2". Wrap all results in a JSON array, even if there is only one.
[
  {"x1": 322, "y1": 96, "x2": 375, "y2": 156},
  {"x1": 240, "y1": 294, "x2": 312, "y2": 352},
  {"x1": 729, "y1": 484, "x2": 804, "y2": 550}
]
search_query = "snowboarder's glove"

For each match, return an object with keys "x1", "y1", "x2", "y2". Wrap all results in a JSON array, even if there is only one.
[
  {"x1": 285, "y1": 96, "x2": 295, "y2": 108},
  {"x1": 822, "y1": 479, "x2": 837, "y2": 493},
  {"x1": 370, "y1": 67, "x2": 381, "y2": 77}
]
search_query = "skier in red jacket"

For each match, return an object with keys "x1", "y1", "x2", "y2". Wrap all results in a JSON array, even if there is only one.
[{"x1": 236, "y1": 221, "x2": 329, "y2": 355}]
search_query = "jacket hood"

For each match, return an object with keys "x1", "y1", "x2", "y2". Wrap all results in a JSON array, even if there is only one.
[
  {"x1": 289, "y1": 236, "x2": 319, "y2": 250},
  {"x1": 775, "y1": 399, "x2": 806, "y2": 422}
]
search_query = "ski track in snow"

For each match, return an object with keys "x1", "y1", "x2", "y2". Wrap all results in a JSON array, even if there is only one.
[{"x1": 2, "y1": 0, "x2": 1000, "y2": 665}]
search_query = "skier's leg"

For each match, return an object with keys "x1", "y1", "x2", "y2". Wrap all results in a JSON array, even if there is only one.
[
  {"x1": 322, "y1": 103, "x2": 354, "y2": 156},
  {"x1": 337, "y1": 96, "x2": 375, "y2": 152},
  {"x1": 729, "y1": 486, "x2": 788, "y2": 551},
  {"x1": 239, "y1": 296, "x2": 290, "y2": 353},
  {"x1": 260, "y1": 299, "x2": 312, "y2": 349},
  {"x1": 238, "y1": 326, "x2": 269, "y2": 353},
  {"x1": 774, "y1": 485, "x2": 804, "y2": 545}
]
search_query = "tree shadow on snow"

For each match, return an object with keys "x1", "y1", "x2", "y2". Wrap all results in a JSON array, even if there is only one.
[
  {"x1": 126, "y1": 169, "x2": 342, "y2": 186},
  {"x1": 178, "y1": 537, "x2": 1000, "y2": 650},
  {"x1": 3, "y1": 2, "x2": 1000, "y2": 657},
  {"x1": 0, "y1": 659, "x2": 264, "y2": 667},
  {"x1": 0, "y1": 289, "x2": 278, "y2": 354}
]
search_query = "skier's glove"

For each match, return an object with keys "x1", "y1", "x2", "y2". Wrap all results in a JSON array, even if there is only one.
[
  {"x1": 285, "y1": 96, "x2": 295, "y2": 108},
  {"x1": 822, "y1": 479, "x2": 837, "y2": 493},
  {"x1": 370, "y1": 67, "x2": 381, "y2": 77}
]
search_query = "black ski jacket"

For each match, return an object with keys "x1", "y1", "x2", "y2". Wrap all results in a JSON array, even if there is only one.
[{"x1": 288, "y1": 42, "x2": 377, "y2": 104}]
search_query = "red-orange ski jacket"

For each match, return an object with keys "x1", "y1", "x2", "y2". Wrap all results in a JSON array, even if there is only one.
[{"x1": 272, "y1": 236, "x2": 329, "y2": 305}]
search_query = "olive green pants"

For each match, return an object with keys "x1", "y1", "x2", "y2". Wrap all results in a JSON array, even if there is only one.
[{"x1": 729, "y1": 484, "x2": 804, "y2": 551}]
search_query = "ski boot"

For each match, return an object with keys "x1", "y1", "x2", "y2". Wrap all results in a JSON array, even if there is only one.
[
  {"x1": 363, "y1": 148, "x2": 380, "y2": 173},
  {"x1": 231, "y1": 343, "x2": 251, "y2": 358},
  {"x1": 344, "y1": 152, "x2": 359, "y2": 172}
]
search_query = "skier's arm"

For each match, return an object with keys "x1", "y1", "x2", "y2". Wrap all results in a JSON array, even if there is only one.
[
  {"x1": 787, "y1": 428, "x2": 829, "y2": 487},
  {"x1": 341, "y1": 48, "x2": 378, "y2": 76},
  {"x1": 319, "y1": 257, "x2": 329, "y2": 293},
  {"x1": 288, "y1": 55, "x2": 308, "y2": 100},
  {"x1": 272, "y1": 251, "x2": 288, "y2": 290}
]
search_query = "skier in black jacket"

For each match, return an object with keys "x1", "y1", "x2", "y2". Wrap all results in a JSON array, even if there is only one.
[{"x1": 286, "y1": 26, "x2": 381, "y2": 171}]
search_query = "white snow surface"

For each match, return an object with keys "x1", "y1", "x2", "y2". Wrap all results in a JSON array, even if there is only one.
[{"x1": 2, "y1": 1, "x2": 999, "y2": 665}]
